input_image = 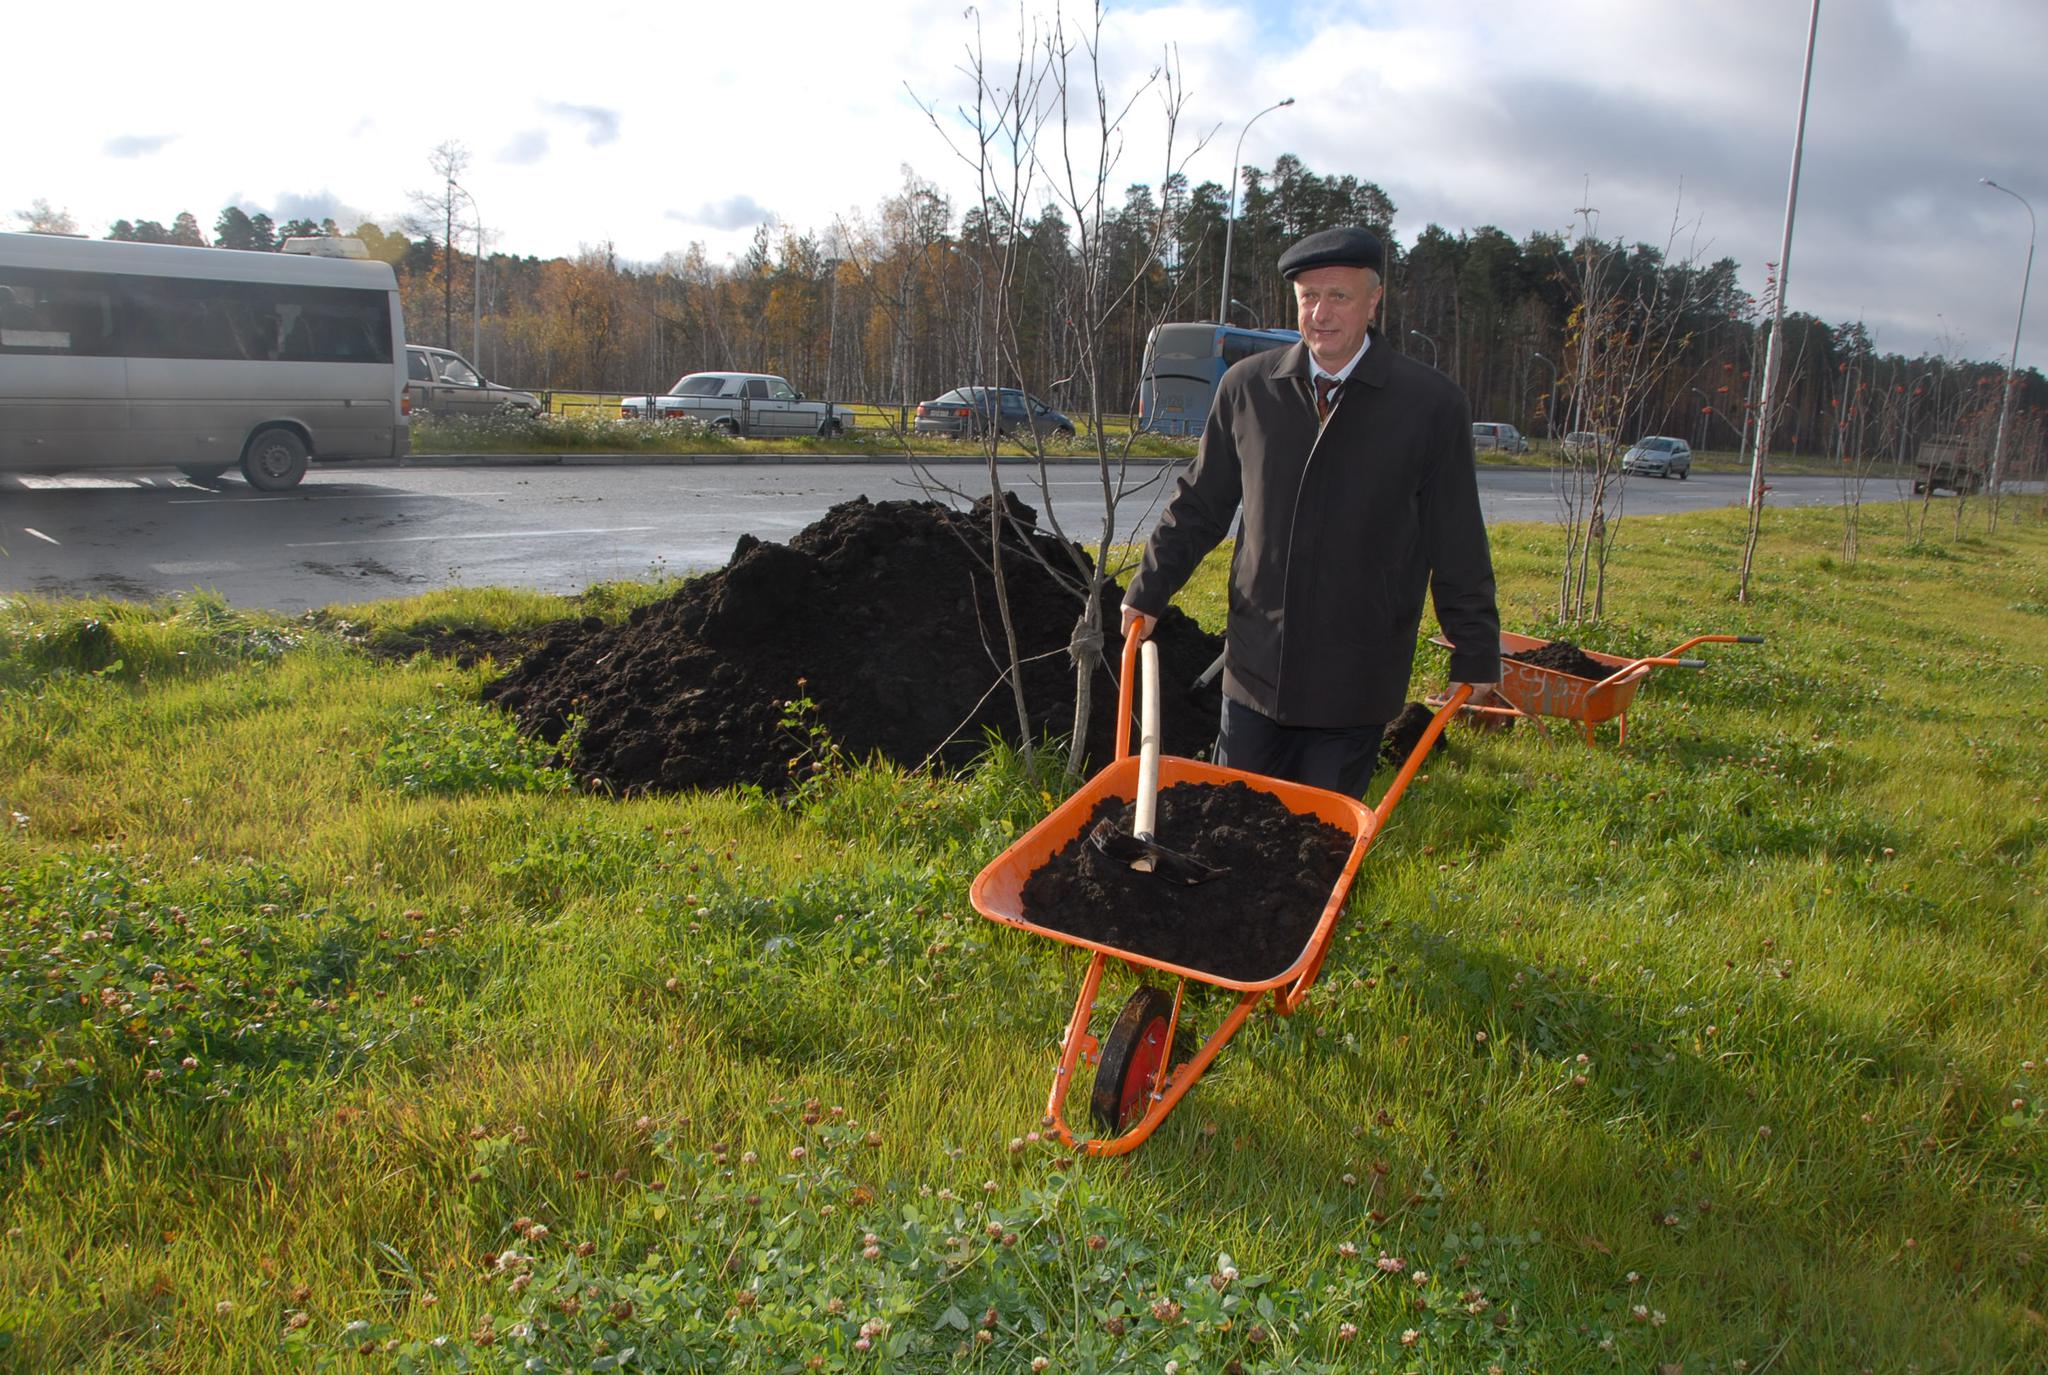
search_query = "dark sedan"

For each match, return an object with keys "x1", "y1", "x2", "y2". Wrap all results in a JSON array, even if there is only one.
[{"x1": 913, "y1": 386, "x2": 1075, "y2": 441}]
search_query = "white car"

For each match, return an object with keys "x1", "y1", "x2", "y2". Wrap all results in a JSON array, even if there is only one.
[
  {"x1": 1622, "y1": 435, "x2": 1692, "y2": 479},
  {"x1": 620, "y1": 372, "x2": 855, "y2": 437}
]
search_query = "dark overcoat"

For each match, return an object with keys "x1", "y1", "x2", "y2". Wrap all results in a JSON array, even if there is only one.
[{"x1": 1125, "y1": 330, "x2": 1500, "y2": 727}]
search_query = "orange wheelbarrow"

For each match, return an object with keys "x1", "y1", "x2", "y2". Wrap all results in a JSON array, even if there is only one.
[
  {"x1": 1430, "y1": 631, "x2": 1762, "y2": 745},
  {"x1": 968, "y1": 633, "x2": 1469, "y2": 1158}
]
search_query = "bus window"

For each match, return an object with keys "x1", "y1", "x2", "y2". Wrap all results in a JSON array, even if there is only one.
[
  {"x1": 118, "y1": 277, "x2": 392, "y2": 365},
  {"x1": 1221, "y1": 330, "x2": 1286, "y2": 367},
  {"x1": 1148, "y1": 324, "x2": 1220, "y2": 361},
  {"x1": 0, "y1": 271, "x2": 118, "y2": 356},
  {"x1": 124, "y1": 278, "x2": 253, "y2": 360}
]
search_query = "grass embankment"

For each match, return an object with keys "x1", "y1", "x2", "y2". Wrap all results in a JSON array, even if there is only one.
[
  {"x1": 417, "y1": 399, "x2": 1191, "y2": 461},
  {"x1": 2, "y1": 503, "x2": 2045, "y2": 1372},
  {"x1": 417, "y1": 402, "x2": 1860, "y2": 475},
  {"x1": 1484, "y1": 444, "x2": 1896, "y2": 480}
]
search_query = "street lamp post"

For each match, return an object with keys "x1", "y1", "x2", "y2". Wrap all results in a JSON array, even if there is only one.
[
  {"x1": 1409, "y1": 329, "x2": 1439, "y2": 369},
  {"x1": 1531, "y1": 350, "x2": 1560, "y2": 438},
  {"x1": 1747, "y1": 0, "x2": 1821, "y2": 518},
  {"x1": 1691, "y1": 387, "x2": 1714, "y2": 450},
  {"x1": 1982, "y1": 177, "x2": 2036, "y2": 528},
  {"x1": 1217, "y1": 97, "x2": 1294, "y2": 326}
]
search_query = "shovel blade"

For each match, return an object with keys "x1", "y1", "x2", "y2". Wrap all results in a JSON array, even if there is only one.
[{"x1": 1087, "y1": 818, "x2": 1228, "y2": 886}]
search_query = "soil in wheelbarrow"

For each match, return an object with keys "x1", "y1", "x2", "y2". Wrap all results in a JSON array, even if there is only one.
[
  {"x1": 1506, "y1": 640, "x2": 1612, "y2": 680},
  {"x1": 481, "y1": 493, "x2": 1225, "y2": 795},
  {"x1": 1019, "y1": 781, "x2": 1354, "y2": 983}
]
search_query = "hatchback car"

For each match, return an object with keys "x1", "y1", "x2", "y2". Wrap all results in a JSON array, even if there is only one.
[
  {"x1": 1472, "y1": 421, "x2": 1529, "y2": 454},
  {"x1": 1621, "y1": 435, "x2": 1693, "y2": 479},
  {"x1": 914, "y1": 387, "x2": 1075, "y2": 441},
  {"x1": 406, "y1": 345, "x2": 542, "y2": 419},
  {"x1": 1560, "y1": 431, "x2": 1610, "y2": 460}
]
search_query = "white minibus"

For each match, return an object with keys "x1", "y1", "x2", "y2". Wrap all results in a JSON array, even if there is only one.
[{"x1": 0, "y1": 231, "x2": 408, "y2": 489}]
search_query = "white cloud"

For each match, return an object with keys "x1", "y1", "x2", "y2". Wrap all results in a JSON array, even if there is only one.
[
  {"x1": 542, "y1": 102, "x2": 620, "y2": 147},
  {"x1": 668, "y1": 196, "x2": 774, "y2": 232},
  {"x1": 267, "y1": 190, "x2": 371, "y2": 228},
  {"x1": 500, "y1": 130, "x2": 550, "y2": 165},
  {"x1": 104, "y1": 133, "x2": 177, "y2": 159}
]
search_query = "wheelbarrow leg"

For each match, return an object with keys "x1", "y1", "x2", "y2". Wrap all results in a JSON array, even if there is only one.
[{"x1": 1046, "y1": 954, "x2": 1111, "y2": 1130}]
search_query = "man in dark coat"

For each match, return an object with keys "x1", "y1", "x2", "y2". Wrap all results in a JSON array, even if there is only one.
[{"x1": 1121, "y1": 226, "x2": 1500, "y2": 796}]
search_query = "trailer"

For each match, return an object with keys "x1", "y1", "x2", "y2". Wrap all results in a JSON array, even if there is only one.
[{"x1": 1913, "y1": 435, "x2": 1984, "y2": 495}]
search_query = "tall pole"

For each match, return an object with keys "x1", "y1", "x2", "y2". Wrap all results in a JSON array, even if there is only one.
[
  {"x1": 1981, "y1": 178, "x2": 2036, "y2": 531},
  {"x1": 443, "y1": 167, "x2": 455, "y2": 350},
  {"x1": 1739, "y1": 324, "x2": 1763, "y2": 469},
  {"x1": 1741, "y1": 0, "x2": 1821, "y2": 604},
  {"x1": 1409, "y1": 329, "x2": 1438, "y2": 369},
  {"x1": 455, "y1": 182, "x2": 482, "y2": 370},
  {"x1": 1747, "y1": 0, "x2": 1820, "y2": 516},
  {"x1": 1217, "y1": 97, "x2": 1294, "y2": 325}
]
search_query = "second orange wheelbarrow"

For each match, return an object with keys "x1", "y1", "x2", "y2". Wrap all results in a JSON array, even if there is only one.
[
  {"x1": 969, "y1": 633, "x2": 1468, "y2": 1158},
  {"x1": 1430, "y1": 631, "x2": 1762, "y2": 745}
]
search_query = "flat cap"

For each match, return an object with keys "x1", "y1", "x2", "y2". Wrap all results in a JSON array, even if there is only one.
[{"x1": 1278, "y1": 226, "x2": 1385, "y2": 279}]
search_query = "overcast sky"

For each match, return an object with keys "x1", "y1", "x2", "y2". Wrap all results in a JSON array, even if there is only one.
[{"x1": 14, "y1": 0, "x2": 2043, "y2": 370}]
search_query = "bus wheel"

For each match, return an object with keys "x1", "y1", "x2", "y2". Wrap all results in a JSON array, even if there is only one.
[{"x1": 242, "y1": 428, "x2": 309, "y2": 491}]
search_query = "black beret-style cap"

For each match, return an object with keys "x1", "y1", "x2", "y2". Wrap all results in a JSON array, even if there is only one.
[{"x1": 1277, "y1": 226, "x2": 1385, "y2": 279}]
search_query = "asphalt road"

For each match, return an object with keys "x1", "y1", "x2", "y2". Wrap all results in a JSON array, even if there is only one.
[{"x1": 1, "y1": 457, "x2": 1930, "y2": 612}]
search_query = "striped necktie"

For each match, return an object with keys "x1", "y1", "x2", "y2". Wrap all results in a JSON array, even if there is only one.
[{"x1": 1314, "y1": 375, "x2": 1341, "y2": 424}]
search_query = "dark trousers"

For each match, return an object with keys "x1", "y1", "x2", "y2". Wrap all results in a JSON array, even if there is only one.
[{"x1": 1215, "y1": 696, "x2": 1385, "y2": 799}]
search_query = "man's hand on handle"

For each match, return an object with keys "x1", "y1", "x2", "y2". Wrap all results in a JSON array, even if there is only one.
[
  {"x1": 1451, "y1": 681, "x2": 1496, "y2": 707},
  {"x1": 1120, "y1": 604, "x2": 1157, "y2": 642}
]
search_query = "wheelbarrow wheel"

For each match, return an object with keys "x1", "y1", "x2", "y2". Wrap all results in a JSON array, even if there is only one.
[{"x1": 1090, "y1": 985, "x2": 1178, "y2": 1134}]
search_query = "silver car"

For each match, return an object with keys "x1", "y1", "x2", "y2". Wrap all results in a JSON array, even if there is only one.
[
  {"x1": 1472, "y1": 421, "x2": 1529, "y2": 454},
  {"x1": 406, "y1": 345, "x2": 542, "y2": 419},
  {"x1": 1621, "y1": 435, "x2": 1693, "y2": 479}
]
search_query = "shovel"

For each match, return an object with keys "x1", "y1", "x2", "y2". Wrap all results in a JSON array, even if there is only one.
[{"x1": 1088, "y1": 639, "x2": 1228, "y2": 886}]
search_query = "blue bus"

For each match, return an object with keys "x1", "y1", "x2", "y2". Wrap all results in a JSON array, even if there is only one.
[{"x1": 1138, "y1": 321, "x2": 1300, "y2": 436}]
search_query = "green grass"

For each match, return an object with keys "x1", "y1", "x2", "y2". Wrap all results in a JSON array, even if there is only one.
[
  {"x1": 1493, "y1": 443, "x2": 1903, "y2": 479},
  {"x1": 2, "y1": 500, "x2": 2045, "y2": 1372},
  {"x1": 431, "y1": 403, "x2": 1888, "y2": 475}
]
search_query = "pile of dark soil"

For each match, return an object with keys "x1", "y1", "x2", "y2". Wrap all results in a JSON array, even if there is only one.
[
  {"x1": 1018, "y1": 781, "x2": 1354, "y2": 983},
  {"x1": 1378, "y1": 701, "x2": 1435, "y2": 769},
  {"x1": 1506, "y1": 640, "x2": 1613, "y2": 681},
  {"x1": 482, "y1": 495, "x2": 1224, "y2": 794}
]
